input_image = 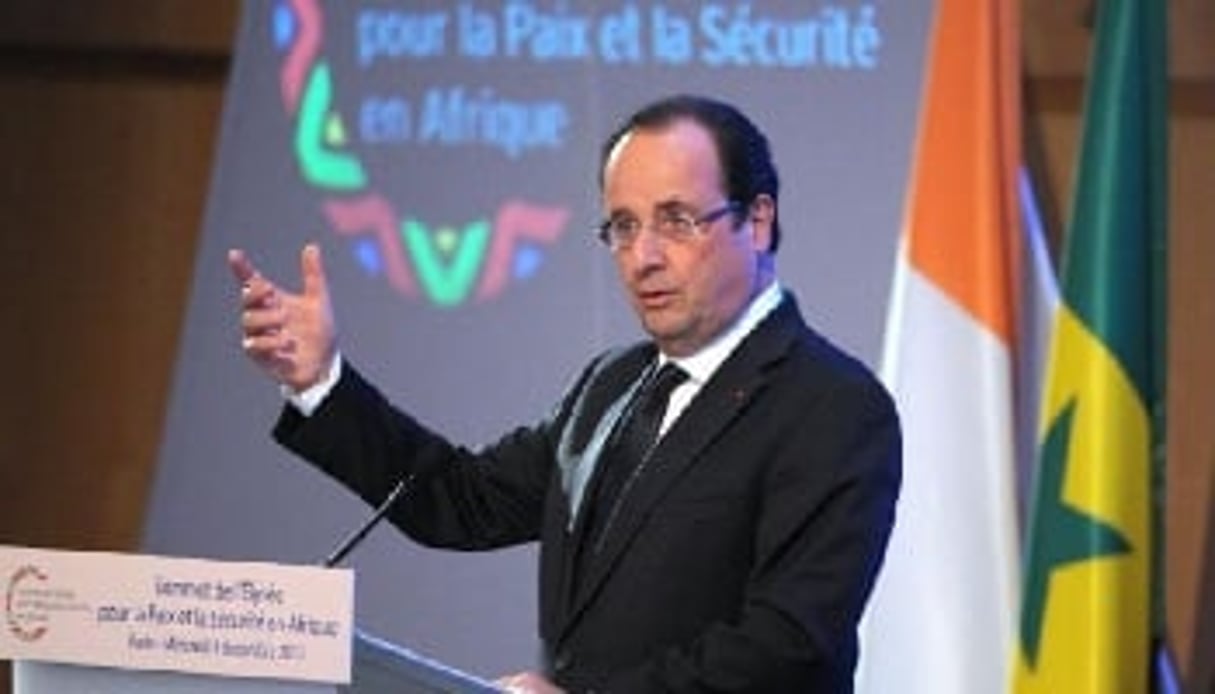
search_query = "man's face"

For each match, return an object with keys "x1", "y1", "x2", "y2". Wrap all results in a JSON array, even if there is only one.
[{"x1": 602, "y1": 119, "x2": 771, "y2": 357}]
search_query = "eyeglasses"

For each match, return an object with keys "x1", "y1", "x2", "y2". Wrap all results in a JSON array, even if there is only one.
[{"x1": 595, "y1": 201, "x2": 742, "y2": 251}]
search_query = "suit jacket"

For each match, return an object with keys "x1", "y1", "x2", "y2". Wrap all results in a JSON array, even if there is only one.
[{"x1": 274, "y1": 293, "x2": 901, "y2": 693}]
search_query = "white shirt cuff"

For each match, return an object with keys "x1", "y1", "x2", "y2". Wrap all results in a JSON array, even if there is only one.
[{"x1": 282, "y1": 353, "x2": 343, "y2": 416}]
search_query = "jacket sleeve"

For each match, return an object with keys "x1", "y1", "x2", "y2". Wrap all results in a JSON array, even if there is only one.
[{"x1": 272, "y1": 359, "x2": 597, "y2": 550}]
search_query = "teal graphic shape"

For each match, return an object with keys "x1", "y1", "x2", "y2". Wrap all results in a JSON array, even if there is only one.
[{"x1": 401, "y1": 219, "x2": 491, "y2": 307}]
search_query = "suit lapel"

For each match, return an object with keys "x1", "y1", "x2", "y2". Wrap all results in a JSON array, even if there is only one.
[
  {"x1": 562, "y1": 297, "x2": 804, "y2": 632},
  {"x1": 543, "y1": 346, "x2": 653, "y2": 633}
]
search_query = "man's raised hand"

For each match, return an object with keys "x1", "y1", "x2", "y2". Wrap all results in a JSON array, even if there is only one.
[{"x1": 227, "y1": 244, "x2": 337, "y2": 392}]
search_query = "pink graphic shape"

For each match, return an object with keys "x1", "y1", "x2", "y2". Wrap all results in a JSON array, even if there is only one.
[
  {"x1": 477, "y1": 201, "x2": 570, "y2": 300},
  {"x1": 280, "y1": 0, "x2": 322, "y2": 111},
  {"x1": 324, "y1": 194, "x2": 418, "y2": 296}
]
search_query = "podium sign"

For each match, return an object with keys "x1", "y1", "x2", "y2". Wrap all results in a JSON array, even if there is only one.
[{"x1": 1, "y1": 545, "x2": 353, "y2": 684}]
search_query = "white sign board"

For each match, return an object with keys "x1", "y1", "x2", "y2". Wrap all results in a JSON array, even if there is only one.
[{"x1": 0, "y1": 545, "x2": 353, "y2": 684}]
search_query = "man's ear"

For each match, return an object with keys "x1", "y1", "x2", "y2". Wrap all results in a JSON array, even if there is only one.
[{"x1": 748, "y1": 194, "x2": 776, "y2": 253}]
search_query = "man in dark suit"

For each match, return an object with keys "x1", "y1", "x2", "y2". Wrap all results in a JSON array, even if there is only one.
[{"x1": 229, "y1": 94, "x2": 901, "y2": 693}]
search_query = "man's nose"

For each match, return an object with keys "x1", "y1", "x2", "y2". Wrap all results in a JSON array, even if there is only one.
[{"x1": 627, "y1": 226, "x2": 668, "y2": 267}]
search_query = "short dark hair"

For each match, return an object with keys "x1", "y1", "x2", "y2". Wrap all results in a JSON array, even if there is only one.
[{"x1": 599, "y1": 94, "x2": 782, "y2": 252}]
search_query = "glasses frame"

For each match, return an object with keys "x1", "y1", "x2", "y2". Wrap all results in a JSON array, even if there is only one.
[{"x1": 595, "y1": 200, "x2": 743, "y2": 251}]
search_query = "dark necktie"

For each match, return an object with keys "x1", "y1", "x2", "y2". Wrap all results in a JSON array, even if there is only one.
[{"x1": 583, "y1": 362, "x2": 689, "y2": 552}]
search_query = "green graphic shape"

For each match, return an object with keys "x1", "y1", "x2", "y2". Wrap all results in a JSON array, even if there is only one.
[
  {"x1": 295, "y1": 62, "x2": 366, "y2": 190},
  {"x1": 325, "y1": 113, "x2": 347, "y2": 147},
  {"x1": 401, "y1": 219, "x2": 491, "y2": 307},
  {"x1": 436, "y1": 228, "x2": 459, "y2": 254},
  {"x1": 1018, "y1": 399, "x2": 1132, "y2": 668}
]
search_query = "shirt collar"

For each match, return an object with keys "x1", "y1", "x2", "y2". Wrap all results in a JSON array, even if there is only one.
[{"x1": 659, "y1": 280, "x2": 783, "y2": 385}]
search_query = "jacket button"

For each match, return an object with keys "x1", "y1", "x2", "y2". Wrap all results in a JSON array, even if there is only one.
[{"x1": 554, "y1": 649, "x2": 572, "y2": 672}]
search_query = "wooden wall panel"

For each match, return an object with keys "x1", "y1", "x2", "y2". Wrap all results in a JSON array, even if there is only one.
[
  {"x1": 0, "y1": 0, "x2": 233, "y2": 55},
  {"x1": 0, "y1": 76, "x2": 222, "y2": 550},
  {"x1": 1166, "y1": 114, "x2": 1215, "y2": 690},
  {"x1": 1025, "y1": 0, "x2": 1215, "y2": 79}
]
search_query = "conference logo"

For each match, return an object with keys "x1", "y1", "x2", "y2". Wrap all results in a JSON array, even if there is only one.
[
  {"x1": 5, "y1": 565, "x2": 50, "y2": 642},
  {"x1": 271, "y1": 0, "x2": 570, "y2": 307}
]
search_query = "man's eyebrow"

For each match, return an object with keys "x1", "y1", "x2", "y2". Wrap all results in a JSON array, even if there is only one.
[
  {"x1": 604, "y1": 206, "x2": 637, "y2": 220},
  {"x1": 654, "y1": 198, "x2": 694, "y2": 212},
  {"x1": 605, "y1": 197, "x2": 692, "y2": 218}
]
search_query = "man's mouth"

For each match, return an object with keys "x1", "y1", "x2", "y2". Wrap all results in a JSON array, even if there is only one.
[{"x1": 636, "y1": 289, "x2": 676, "y2": 309}]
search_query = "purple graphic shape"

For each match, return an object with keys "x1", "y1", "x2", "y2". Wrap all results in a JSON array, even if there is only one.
[
  {"x1": 476, "y1": 201, "x2": 569, "y2": 300},
  {"x1": 324, "y1": 194, "x2": 417, "y2": 296},
  {"x1": 279, "y1": 0, "x2": 321, "y2": 112}
]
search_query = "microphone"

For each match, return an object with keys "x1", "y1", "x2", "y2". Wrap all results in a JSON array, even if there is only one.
[{"x1": 322, "y1": 472, "x2": 417, "y2": 568}]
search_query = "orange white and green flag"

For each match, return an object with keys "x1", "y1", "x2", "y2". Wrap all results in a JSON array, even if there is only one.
[
  {"x1": 1012, "y1": 0, "x2": 1168, "y2": 691},
  {"x1": 857, "y1": 0, "x2": 1056, "y2": 691}
]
